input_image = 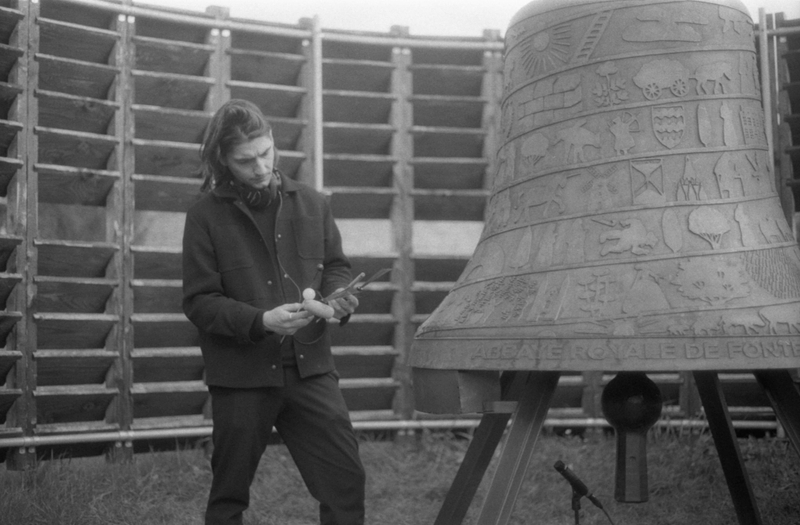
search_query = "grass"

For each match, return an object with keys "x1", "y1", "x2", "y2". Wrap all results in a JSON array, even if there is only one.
[{"x1": 0, "y1": 428, "x2": 798, "y2": 525}]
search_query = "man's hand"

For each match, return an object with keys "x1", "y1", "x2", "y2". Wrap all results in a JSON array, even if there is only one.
[
  {"x1": 262, "y1": 303, "x2": 313, "y2": 335},
  {"x1": 328, "y1": 289, "x2": 359, "y2": 320}
]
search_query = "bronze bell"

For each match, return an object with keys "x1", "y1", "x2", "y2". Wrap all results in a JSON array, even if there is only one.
[{"x1": 410, "y1": 0, "x2": 800, "y2": 506}]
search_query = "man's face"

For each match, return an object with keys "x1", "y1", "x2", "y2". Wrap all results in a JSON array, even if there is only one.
[{"x1": 223, "y1": 133, "x2": 275, "y2": 189}]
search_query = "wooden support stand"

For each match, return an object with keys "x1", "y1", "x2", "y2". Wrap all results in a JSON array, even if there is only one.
[{"x1": 434, "y1": 370, "x2": 800, "y2": 525}]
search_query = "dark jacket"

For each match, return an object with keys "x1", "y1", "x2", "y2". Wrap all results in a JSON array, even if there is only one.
[{"x1": 182, "y1": 175, "x2": 352, "y2": 387}]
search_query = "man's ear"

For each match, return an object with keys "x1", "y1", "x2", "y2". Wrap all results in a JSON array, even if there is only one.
[{"x1": 218, "y1": 146, "x2": 227, "y2": 167}]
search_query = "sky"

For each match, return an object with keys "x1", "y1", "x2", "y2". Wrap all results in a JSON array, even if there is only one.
[{"x1": 142, "y1": 0, "x2": 799, "y2": 37}]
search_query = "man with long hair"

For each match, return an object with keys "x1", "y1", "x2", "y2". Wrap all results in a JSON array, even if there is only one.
[{"x1": 182, "y1": 99, "x2": 366, "y2": 525}]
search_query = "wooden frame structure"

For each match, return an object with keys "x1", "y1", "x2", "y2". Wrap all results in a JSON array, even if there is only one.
[{"x1": 0, "y1": 0, "x2": 796, "y2": 466}]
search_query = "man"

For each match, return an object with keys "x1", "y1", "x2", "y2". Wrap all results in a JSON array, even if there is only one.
[{"x1": 182, "y1": 99, "x2": 366, "y2": 525}]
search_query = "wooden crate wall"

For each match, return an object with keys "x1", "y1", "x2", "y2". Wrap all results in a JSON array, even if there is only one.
[{"x1": 0, "y1": 0, "x2": 793, "y2": 464}]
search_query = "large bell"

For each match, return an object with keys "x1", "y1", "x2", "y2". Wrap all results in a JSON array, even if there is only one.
[{"x1": 411, "y1": 0, "x2": 800, "y2": 415}]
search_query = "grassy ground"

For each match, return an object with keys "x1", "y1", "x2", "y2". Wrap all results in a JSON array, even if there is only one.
[{"x1": 0, "y1": 428, "x2": 798, "y2": 525}]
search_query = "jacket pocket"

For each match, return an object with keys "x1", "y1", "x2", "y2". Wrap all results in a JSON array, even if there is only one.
[
  {"x1": 218, "y1": 256, "x2": 258, "y2": 301},
  {"x1": 293, "y1": 215, "x2": 324, "y2": 260}
]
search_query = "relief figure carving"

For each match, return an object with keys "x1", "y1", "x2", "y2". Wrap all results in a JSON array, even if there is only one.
[
  {"x1": 596, "y1": 218, "x2": 658, "y2": 256},
  {"x1": 688, "y1": 207, "x2": 730, "y2": 250},
  {"x1": 622, "y1": 6, "x2": 708, "y2": 42},
  {"x1": 691, "y1": 62, "x2": 732, "y2": 95},
  {"x1": 633, "y1": 59, "x2": 690, "y2": 100},
  {"x1": 652, "y1": 106, "x2": 686, "y2": 149},
  {"x1": 556, "y1": 120, "x2": 601, "y2": 163},
  {"x1": 608, "y1": 111, "x2": 640, "y2": 155}
]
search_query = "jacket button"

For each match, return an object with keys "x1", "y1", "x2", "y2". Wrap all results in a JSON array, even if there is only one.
[
  {"x1": 267, "y1": 280, "x2": 273, "y2": 285},
  {"x1": 271, "y1": 365, "x2": 277, "y2": 370},
  {"x1": 298, "y1": 354, "x2": 304, "y2": 359}
]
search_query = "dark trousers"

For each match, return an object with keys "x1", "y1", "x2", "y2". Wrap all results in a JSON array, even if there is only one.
[{"x1": 205, "y1": 368, "x2": 366, "y2": 525}]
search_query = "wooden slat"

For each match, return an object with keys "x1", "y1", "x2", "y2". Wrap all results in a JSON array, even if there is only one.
[
  {"x1": 0, "y1": 271, "x2": 20, "y2": 307},
  {"x1": 330, "y1": 315, "x2": 396, "y2": 347},
  {"x1": 33, "y1": 276, "x2": 116, "y2": 313},
  {"x1": 132, "y1": 139, "x2": 200, "y2": 177},
  {"x1": 339, "y1": 377, "x2": 399, "y2": 412},
  {"x1": 227, "y1": 80, "x2": 306, "y2": 119},
  {"x1": 132, "y1": 246, "x2": 182, "y2": 280},
  {"x1": 0, "y1": 118, "x2": 22, "y2": 154},
  {"x1": 134, "y1": 35, "x2": 214, "y2": 77},
  {"x1": 332, "y1": 346, "x2": 397, "y2": 379},
  {"x1": 270, "y1": 117, "x2": 306, "y2": 151},
  {"x1": 411, "y1": 95, "x2": 486, "y2": 128},
  {"x1": 38, "y1": 2, "x2": 118, "y2": 31},
  {"x1": 131, "y1": 380, "x2": 208, "y2": 419},
  {"x1": 412, "y1": 188, "x2": 488, "y2": 221},
  {"x1": 411, "y1": 157, "x2": 488, "y2": 190},
  {"x1": 131, "y1": 313, "x2": 198, "y2": 348},
  {"x1": 36, "y1": 90, "x2": 118, "y2": 135},
  {"x1": 412, "y1": 127, "x2": 486, "y2": 158},
  {"x1": 414, "y1": 287, "x2": 450, "y2": 315},
  {"x1": 322, "y1": 59, "x2": 393, "y2": 93},
  {"x1": 323, "y1": 39, "x2": 394, "y2": 61},
  {"x1": 276, "y1": 150, "x2": 304, "y2": 179},
  {"x1": 0, "y1": 43, "x2": 24, "y2": 79},
  {"x1": 0, "y1": 312, "x2": 21, "y2": 347},
  {"x1": 229, "y1": 48, "x2": 305, "y2": 85},
  {"x1": 411, "y1": 64, "x2": 485, "y2": 96},
  {"x1": 132, "y1": 347, "x2": 204, "y2": 383},
  {"x1": 414, "y1": 254, "x2": 469, "y2": 282},
  {"x1": 0, "y1": 157, "x2": 23, "y2": 197},
  {"x1": 323, "y1": 123, "x2": 394, "y2": 155},
  {"x1": 36, "y1": 126, "x2": 118, "y2": 170},
  {"x1": 323, "y1": 155, "x2": 395, "y2": 188},
  {"x1": 131, "y1": 278, "x2": 182, "y2": 313},
  {"x1": 411, "y1": 47, "x2": 486, "y2": 67},
  {"x1": 130, "y1": 413, "x2": 208, "y2": 431},
  {"x1": 0, "y1": 389, "x2": 22, "y2": 422},
  {"x1": 133, "y1": 70, "x2": 214, "y2": 111},
  {"x1": 132, "y1": 105, "x2": 210, "y2": 143},
  {"x1": 36, "y1": 164, "x2": 119, "y2": 206},
  {"x1": 33, "y1": 313, "x2": 118, "y2": 350},
  {"x1": 0, "y1": 7, "x2": 24, "y2": 44},
  {"x1": 133, "y1": 174, "x2": 201, "y2": 212},
  {"x1": 34, "y1": 349, "x2": 117, "y2": 386},
  {"x1": 0, "y1": 81, "x2": 23, "y2": 118},
  {"x1": 33, "y1": 384, "x2": 117, "y2": 425},
  {"x1": 38, "y1": 17, "x2": 119, "y2": 64},
  {"x1": 327, "y1": 187, "x2": 395, "y2": 219},
  {"x1": 36, "y1": 240, "x2": 118, "y2": 278},
  {"x1": 37, "y1": 54, "x2": 118, "y2": 100},
  {"x1": 346, "y1": 284, "x2": 394, "y2": 314},
  {"x1": 323, "y1": 91, "x2": 394, "y2": 124},
  {"x1": 0, "y1": 349, "x2": 22, "y2": 380}
]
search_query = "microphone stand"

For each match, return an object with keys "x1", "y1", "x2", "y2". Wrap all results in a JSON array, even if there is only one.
[{"x1": 571, "y1": 489, "x2": 582, "y2": 525}]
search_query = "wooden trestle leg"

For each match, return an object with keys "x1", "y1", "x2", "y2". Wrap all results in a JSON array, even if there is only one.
[
  {"x1": 753, "y1": 370, "x2": 800, "y2": 455},
  {"x1": 693, "y1": 371, "x2": 763, "y2": 525},
  {"x1": 476, "y1": 371, "x2": 561, "y2": 525},
  {"x1": 434, "y1": 371, "x2": 561, "y2": 525}
]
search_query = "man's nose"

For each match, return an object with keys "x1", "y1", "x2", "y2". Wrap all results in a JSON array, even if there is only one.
[{"x1": 255, "y1": 158, "x2": 270, "y2": 174}]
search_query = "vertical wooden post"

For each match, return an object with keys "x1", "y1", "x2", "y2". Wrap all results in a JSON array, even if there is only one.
[
  {"x1": 388, "y1": 31, "x2": 414, "y2": 420},
  {"x1": 309, "y1": 16, "x2": 324, "y2": 191},
  {"x1": 206, "y1": 6, "x2": 231, "y2": 112},
  {"x1": 105, "y1": 8, "x2": 136, "y2": 463},
  {"x1": 5, "y1": 0, "x2": 35, "y2": 470},
  {"x1": 480, "y1": 30, "x2": 503, "y2": 193}
]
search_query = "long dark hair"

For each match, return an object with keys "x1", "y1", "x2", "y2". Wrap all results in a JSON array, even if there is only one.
[{"x1": 199, "y1": 99, "x2": 276, "y2": 191}]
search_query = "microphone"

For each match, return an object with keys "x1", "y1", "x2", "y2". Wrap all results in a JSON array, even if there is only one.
[{"x1": 554, "y1": 460, "x2": 604, "y2": 509}]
